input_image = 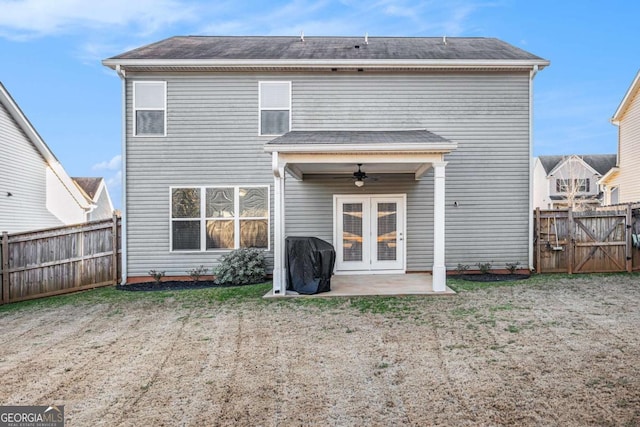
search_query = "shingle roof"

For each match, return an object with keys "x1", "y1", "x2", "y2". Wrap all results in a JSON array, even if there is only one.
[
  {"x1": 106, "y1": 36, "x2": 547, "y2": 62},
  {"x1": 538, "y1": 155, "x2": 617, "y2": 176},
  {"x1": 266, "y1": 129, "x2": 450, "y2": 146},
  {"x1": 72, "y1": 177, "x2": 103, "y2": 200}
]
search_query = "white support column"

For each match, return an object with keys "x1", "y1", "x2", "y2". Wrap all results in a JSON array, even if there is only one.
[
  {"x1": 272, "y1": 152, "x2": 287, "y2": 296},
  {"x1": 432, "y1": 161, "x2": 448, "y2": 292}
]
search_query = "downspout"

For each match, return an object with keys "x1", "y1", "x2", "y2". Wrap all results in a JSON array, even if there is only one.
[
  {"x1": 528, "y1": 65, "x2": 539, "y2": 272},
  {"x1": 116, "y1": 65, "x2": 128, "y2": 284}
]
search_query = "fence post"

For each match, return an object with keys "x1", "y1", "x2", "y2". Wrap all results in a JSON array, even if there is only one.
[
  {"x1": 567, "y1": 208, "x2": 574, "y2": 274},
  {"x1": 112, "y1": 214, "x2": 119, "y2": 285},
  {"x1": 2, "y1": 232, "x2": 9, "y2": 304},
  {"x1": 535, "y1": 208, "x2": 541, "y2": 272},
  {"x1": 626, "y1": 203, "x2": 633, "y2": 273}
]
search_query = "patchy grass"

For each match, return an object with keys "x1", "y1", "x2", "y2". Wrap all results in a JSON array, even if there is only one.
[
  {"x1": 1, "y1": 273, "x2": 639, "y2": 426},
  {"x1": 3, "y1": 272, "x2": 639, "y2": 315},
  {"x1": 0, "y1": 282, "x2": 273, "y2": 314}
]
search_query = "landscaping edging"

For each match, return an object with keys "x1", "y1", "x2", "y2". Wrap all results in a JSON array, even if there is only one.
[
  {"x1": 456, "y1": 274, "x2": 531, "y2": 282},
  {"x1": 116, "y1": 281, "x2": 258, "y2": 292}
]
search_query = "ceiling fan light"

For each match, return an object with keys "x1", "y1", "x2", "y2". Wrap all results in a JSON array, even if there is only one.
[{"x1": 355, "y1": 179, "x2": 364, "y2": 187}]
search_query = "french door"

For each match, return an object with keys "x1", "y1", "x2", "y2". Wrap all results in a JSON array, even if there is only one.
[{"x1": 335, "y1": 195, "x2": 405, "y2": 273}]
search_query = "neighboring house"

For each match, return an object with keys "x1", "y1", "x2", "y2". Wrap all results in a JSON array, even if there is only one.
[
  {"x1": 599, "y1": 70, "x2": 640, "y2": 205},
  {"x1": 103, "y1": 36, "x2": 548, "y2": 293},
  {"x1": 0, "y1": 82, "x2": 113, "y2": 233},
  {"x1": 72, "y1": 177, "x2": 115, "y2": 221},
  {"x1": 533, "y1": 154, "x2": 617, "y2": 210}
]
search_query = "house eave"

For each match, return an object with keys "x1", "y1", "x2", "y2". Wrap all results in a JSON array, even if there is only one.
[
  {"x1": 0, "y1": 83, "x2": 93, "y2": 210},
  {"x1": 264, "y1": 142, "x2": 458, "y2": 154},
  {"x1": 103, "y1": 58, "x2": 549, "y2": 73},
  {"x1": 611, "y1": 69, "x2": 640, "y2": 123},
  {"x1": 597, "y1": 167, "x2": 620, "y2": 185}
]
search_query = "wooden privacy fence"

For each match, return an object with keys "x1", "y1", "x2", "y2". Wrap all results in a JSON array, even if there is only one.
[
  {"x1": 1, "y1": 215, "x2": 121, "y2": 305},
  {"x1": 534, "y1": 204, "x2": 640, "y2": 274}
]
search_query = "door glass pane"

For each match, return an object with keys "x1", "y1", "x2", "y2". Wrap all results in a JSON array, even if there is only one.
[
  {"x1": 377, "y1": 202, "x2": 397, "y2": 261},
  {"x1": 343, "y1": 203, "x2": 363, "y2": 262}
]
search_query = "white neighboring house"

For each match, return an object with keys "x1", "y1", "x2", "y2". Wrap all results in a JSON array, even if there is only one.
[
  {"x1": 72, "y1": 177, "x2": 115, "y2": 221},
  {"x1": 0, "y1": 82, "x2": 113, "y2": 233},
  {"x1": 599, "y1": 69, "x2": 640, "y2": 205},
  {"x1": 533, "y1": 154, "x2": 617, "y2": 210}
]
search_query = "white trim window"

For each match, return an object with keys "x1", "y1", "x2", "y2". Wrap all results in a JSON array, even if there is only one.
[
  {"x1": 556, "y1": 178, "x2": 590, "y2": 193},
  {"x1": 259, "y1": 81, "x2": 291, "y2": 135},
  {"x1": 170, "y1": 186, "x2": 269, "y2": 252},
  {"x1": 133, "y1": 81, "x2": 166, "y2": 136}
]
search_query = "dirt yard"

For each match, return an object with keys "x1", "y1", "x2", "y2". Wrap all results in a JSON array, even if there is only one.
[{"x1": 1, "y1": 275, "x2": 639, "y2": 426}]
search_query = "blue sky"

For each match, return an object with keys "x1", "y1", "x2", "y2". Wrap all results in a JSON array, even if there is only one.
[{"x1": 1, "y1": 0, "x2": 638, "y2": 209}]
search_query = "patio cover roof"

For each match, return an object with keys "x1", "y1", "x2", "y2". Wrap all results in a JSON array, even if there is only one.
[{"x1": 265, "y1": 129, "x2": 457, "y2": 179}]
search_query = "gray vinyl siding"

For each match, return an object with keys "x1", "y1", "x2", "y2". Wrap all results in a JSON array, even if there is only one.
[
  {"x1": 124, "y1": 72, "x2": 531, "y2": 277},
  {"x1": 0, "y1": 101, "x2": 62, "y2": 233},
  {"x1": 124, "y1": 76, "x2": 274, "y2": 277}
]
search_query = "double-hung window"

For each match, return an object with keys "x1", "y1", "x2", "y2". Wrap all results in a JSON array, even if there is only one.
[
  {"x1": 556, "y1": 178, "x2": 590, "y2": 193},
  {"x1": 133, "y1": 81, "x2": 166, "y2": 136},
  {"x1": 171, "y1": 186, "x2": 269, "y2": 251},
  {"x1": 259, "y1": 81, "x2": 290, "y2": 135}
]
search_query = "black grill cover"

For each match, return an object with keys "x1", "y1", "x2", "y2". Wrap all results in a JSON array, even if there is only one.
[{"x1": 285, "y1": 237, "x2": 336, "y2": 294}]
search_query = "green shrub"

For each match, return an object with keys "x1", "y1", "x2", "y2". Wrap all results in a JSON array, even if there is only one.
[
  {"x1": 148, "y1": 270, "x2": 165, "y2": 284},
  {"x1": 455, "y1": 263, "x2": 470, "y2": 275},
  {"x1": 505, "y1": 262, "x2": 520, "y2": 274},
  {"x1": 214, "y1": 248, "x2": 266, "y2": 286},
  {"x1": 188, "y1": 265, "x2": 208, "y2": 282},
  {"x1": 476, "y1": 262, "x2": 492, "y2": 274}
]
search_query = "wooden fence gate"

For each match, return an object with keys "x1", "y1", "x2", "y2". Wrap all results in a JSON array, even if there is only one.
[
  {"x1": 0, "y1": 215, "x2": 121, "y2": 305},
  {"x1": 534, "y1": 205, "x2": 640, "y2": 274}
]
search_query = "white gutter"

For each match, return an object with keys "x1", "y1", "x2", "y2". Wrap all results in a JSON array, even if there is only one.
[
  {"x1": 528, "y1": 64, "x2": 539, "y2": 272},
  {"x1": 103, "y1": 58, "x2": 550, "y2": 70},
  {"x1": 116, "y1": 65, "x2": 128, "y2": 284}
]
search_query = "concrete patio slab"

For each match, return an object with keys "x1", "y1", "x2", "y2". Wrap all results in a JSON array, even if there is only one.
[{"x1": 264, "y1": 273, "x2": 456, "y2": 298}]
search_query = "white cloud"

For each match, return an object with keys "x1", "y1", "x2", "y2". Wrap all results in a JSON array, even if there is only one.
[
  {"x1": 0, "y1": 0, "x2": 196, "y2": 39},
  {"x1": 106, "y1": 170, "x2": 122, "y2": 189},
  {"x1": 92, "y1": 155, "x2": 121, "y2": 171},
  {"x1": 199, "y1": 0, "x2": 494, "y2": 38}
]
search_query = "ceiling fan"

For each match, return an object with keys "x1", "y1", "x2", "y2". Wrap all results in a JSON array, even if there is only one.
[{"x1": 353, "y1": 164, "x2": 367, "y2": 187}]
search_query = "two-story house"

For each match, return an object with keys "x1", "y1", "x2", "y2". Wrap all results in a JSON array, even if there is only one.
[
  {"x1": 533, "y1": 154, "x2": 617, "y2": 210},
  {"x1": 0, "y1": 82, "x2": 114, "y2": 233},
  {"x1": 599, "y1": 69, "x2": 640, "y2": 205},
  {"x1": 103, "y1": 36, "x2": 548, "y2": 294}
]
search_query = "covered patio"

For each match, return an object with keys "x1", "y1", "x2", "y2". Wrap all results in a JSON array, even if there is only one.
[
  {"x1": 263, "y1": 273, "x2": 456, "y2": 298},
  {"x1": 264, "y1": 129, "x2": 457, "y2": 297}
]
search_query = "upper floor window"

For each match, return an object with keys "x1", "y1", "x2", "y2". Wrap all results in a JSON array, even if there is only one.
[
  {"x1": 259, "y1": 81, "x2": 290, "y2": 135},
  {"x1": 133, "y1": 81, "x2": 166, "y2": 136},
  {"x1": 556, "y1": 178, "x2": 590, "y2": 193}
]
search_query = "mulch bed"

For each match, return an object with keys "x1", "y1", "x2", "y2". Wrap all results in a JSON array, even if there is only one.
[
  {"x1": 456, "y1": 274, "x2": 531, "y2": 282},
  {"x1": 116, "y1": 281, "x2": 242, "y2": 292}
]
